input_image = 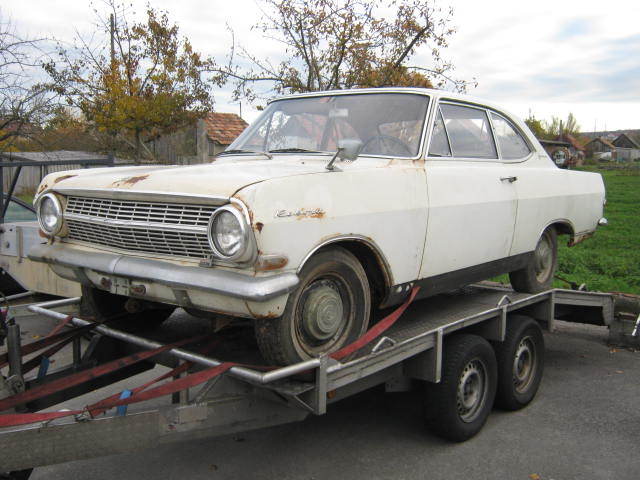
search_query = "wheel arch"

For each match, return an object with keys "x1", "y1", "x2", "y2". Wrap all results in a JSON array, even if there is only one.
[
  {"x1": 297, "y1": 235, "x2": 393, "y2": 308},
  {"x1": 542, "y1": 219, "x2": 575, "y2": 238}
]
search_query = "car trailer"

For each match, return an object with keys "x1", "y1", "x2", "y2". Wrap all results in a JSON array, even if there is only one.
[{"x1": 0, "y1": 284, "x2": 619, "y2": 477}]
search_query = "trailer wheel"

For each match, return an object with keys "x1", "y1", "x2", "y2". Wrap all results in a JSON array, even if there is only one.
[
  {"x1": 81, "y1": 285, "x2": 175, "y2": 329},
  {"x1": 424, "y1": 334, "x2": 497, "y2": 442},
  {"x1": 509, "y1": 226, "x2": 557, "y2": 293},
  {"x1": 492, "y1": 315, "x2": 545, "y2": 410},
  {"x1": 255, "y1": 246, "x2": 370, "y2": 365}
]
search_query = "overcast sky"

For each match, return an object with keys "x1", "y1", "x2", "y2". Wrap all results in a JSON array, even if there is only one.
[{"x1": 4, "y1": 0, "x2": 640, "y2": 131}]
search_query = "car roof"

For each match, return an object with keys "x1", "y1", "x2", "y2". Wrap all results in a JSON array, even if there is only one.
[{"x1": 271, "y1": 87, "x2": 524, "y2": 125}]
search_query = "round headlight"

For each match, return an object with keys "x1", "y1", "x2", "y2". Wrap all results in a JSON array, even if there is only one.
[
  {"x1": 208, "y1": 207, "x2": 247, "y2": 259},
  {"x1": 37, "y1": 193, "x2": 63, "y2": 235}
]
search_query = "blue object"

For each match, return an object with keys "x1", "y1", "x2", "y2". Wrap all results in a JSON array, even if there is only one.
[
  {"x1": 116, "y1": 390, "x2": 132, "y2": 416},
  {"x1": 37, "y1": 357, "x2": 50, "y2": 380}
]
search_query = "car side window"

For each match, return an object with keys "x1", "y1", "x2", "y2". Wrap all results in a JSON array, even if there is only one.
[
  {"x1": 439, "y1": 104, "x2": 497, "y2": 159},
  {"x1": 490, "y1": 113, "x2": 531, "y2": 160},
  {"x1": 428, "y1": 108, "x2": 451, "y2": 157}
]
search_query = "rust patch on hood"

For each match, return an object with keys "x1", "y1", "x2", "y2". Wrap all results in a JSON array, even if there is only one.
[
  {"x1": 110, "y1": 174, "x2": 150, "y2": 188},
  {"x1": 255, "y1": 222, "x2": 264, "y2": 233},
  {"x1": 37, "y1": 183, "x2": 49, "y2": 194},
  {"x1": 53, "y1": 174, "x2": 77, "y2": 184}
]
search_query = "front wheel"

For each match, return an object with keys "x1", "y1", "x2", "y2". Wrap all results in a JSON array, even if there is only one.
[
  {"x1": 424, "y1": 334, "x2": 498, "y2": 442},
  {"x1": 509, "y1": 226, "x2": 557, "y2": 293},
  {"x1": 255, "y1": 247, "x2": 371, "y2": 365}
]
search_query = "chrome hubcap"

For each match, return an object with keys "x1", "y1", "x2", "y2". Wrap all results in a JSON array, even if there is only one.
[
  {"x1": 534, "y1": 234, "x2": 553, "y2": 282},
  {"x1": 513, "y1": 336, "x2": 536, "y2": 393},
  {"x1": 301, "y1": 280, "x2": 344, "y2": 342},
  {"x1": 457, "y1": 359, "x2": 487, "y2": 423}
]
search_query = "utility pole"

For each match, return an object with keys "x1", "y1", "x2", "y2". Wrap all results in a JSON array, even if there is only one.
[{"x1": 110, "y1": 13, "x2": 116, "y2": 65}]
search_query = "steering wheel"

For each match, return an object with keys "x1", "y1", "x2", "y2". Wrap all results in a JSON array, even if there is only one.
[{"x1": 361, "y1": 135, "x2": 413, "y2": 156}]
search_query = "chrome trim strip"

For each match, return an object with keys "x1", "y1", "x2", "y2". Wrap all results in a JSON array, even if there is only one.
[
  {"x1": 65, "y1": 213, "x2": 208, "y2": 234},
  {"x1": 28, "y1": 243, "x2": 299, "y2": 302},
  {"x1": 50, "y1": 188, "x2": 230, "y2": 206},
  {"x1": 297, "y1": 234, "x2": 394, "y2": 287}
]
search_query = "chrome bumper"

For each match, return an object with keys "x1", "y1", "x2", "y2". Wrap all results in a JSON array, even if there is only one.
[{"x1": 28, "y1": 243, "x2": 299, "y2": 302}]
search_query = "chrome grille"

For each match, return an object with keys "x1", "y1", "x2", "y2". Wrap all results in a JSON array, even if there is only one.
[
  {"x1": 66, "y1": 196, "x2": 216, "y2": 227},
  {"x1": 65, "y1": 196, "x2": 217, "y2": 259}
]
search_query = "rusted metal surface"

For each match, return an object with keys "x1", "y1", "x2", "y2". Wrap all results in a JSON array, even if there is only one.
[
  {"x1": 255, "y1": 222, "x2": 264, "y2": 233},
  {"x1": 53, "y1": 174, "x2": 77, "y2": 184},
  {"x1": 110, "y1": 174, "x2": 150, "y2": 187}
]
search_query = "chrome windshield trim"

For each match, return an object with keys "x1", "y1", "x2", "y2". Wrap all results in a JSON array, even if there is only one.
[{"x1": 64, "y1": 213, "x2": 208, "y2": 234}]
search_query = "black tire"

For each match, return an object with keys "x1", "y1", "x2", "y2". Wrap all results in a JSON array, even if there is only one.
[
  {"x1": 255, "y1": 246, "x2": 371, "y2": 365},
  {"x1": 0, "y1": 470, "x2": 33, "y2": 480},
  {"x1": 492, "y1": 315, "x2": 545, "y2": 410},
  {"x1": 510, "y1": 226, "x2": 557, "y2": 293},
  {"x1": 81, "y1": 285, "x2": 175, "y2": 328},
  {"x1": 424, "y1": 334, "x2": 497, "y2": 442}
]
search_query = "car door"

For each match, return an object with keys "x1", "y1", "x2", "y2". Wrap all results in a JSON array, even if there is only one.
[{"x1": 419, "y1": 102, "x2": 518, "y2": 281}]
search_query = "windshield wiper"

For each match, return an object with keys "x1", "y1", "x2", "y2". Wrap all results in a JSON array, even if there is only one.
[
  {"x1": 218, "y1": 149, "x2": 273, "y2": 159},
  {"x1": 268, "y1": 148, "x2": 321, "y2": 154}
]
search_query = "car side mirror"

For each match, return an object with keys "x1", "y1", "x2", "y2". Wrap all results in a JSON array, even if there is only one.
[
  {"x1": 337, "y1": 139, "x2": 363, "y2": 161},
  {"x1": 326, "y1": 139, "x2": 363, "y2": 171}
]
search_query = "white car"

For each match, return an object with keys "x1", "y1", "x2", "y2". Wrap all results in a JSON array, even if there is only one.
[{"x1": 30, "y1": 88, "x2": 606, "y2": 365}]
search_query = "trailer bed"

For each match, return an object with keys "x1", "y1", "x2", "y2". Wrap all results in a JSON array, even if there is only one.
[{"x1": 0, "y1": 284, "x2": 616, "y2": 473}]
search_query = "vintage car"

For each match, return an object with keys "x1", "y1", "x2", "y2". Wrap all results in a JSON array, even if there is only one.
[{"x1": 29, "y1": 88, "x2": 606, "y2": 365}]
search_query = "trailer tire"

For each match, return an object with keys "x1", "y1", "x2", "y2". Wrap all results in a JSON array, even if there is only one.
[
  {"x1": 81, "y1": 285, "x2": 175, "y2": 329},
  {"x1": 509, "y1": 226, "x2": 557, "y2": 293},
  {"x1": 424, "y1": 334, "x2": 497, "y2": 442},
  {"x1": 255, "y1": 246, "x2": 370, "y2": 365},
  {"x1": 492, "y1": 315, "x2": 544, "y2": 410}
]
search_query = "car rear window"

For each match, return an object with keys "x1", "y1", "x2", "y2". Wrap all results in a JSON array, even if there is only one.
[{"x1": 440, "y1": 104, "x2": 497, "y2": 159}]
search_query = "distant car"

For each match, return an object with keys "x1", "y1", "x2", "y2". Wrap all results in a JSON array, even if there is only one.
[
  {"x1": 0, "y1": 194, "x2": 36, "y2": 296},
  {"x1": 29, "y1": 88, "x2": 607, "y2": 364}
]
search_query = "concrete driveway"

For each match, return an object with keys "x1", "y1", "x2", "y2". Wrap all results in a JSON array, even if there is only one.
[{"x1": 5, "y1": 307, "x2": 639, "y2": 480}]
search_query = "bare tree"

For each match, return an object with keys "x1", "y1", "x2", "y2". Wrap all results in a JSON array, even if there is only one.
[
  {"x1": 211, "y1": 0, "x2": 474, "y2": 103},
  {"x1": 0, "y1": 12, "x2": 54, "y2": 152}
]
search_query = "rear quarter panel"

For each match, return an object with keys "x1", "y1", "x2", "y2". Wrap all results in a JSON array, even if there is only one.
[{"x1": 510, "y1": 158, "x2": 605, "y2": 254}]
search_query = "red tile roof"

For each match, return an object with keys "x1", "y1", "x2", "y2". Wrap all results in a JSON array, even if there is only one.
[{"x1": 203, "y1": 112, "x2": 248, "y2": 145}]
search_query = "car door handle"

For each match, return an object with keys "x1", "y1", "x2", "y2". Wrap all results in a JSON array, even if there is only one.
[{"x1": 500, "y1": 176, "x2": 517, "y2": 183}]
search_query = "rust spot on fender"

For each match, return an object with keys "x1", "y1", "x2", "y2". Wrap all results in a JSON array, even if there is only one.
[
  {"x1": 255, "y1": 222, "x2": 264, "y2": 233},
  {"x1": 37, "y1": 183, "x2": 48, "y2": 194},
  {"x1": 53, "y1": 174, "x2": 77, "y2": 184},
  {"x1": 110, "y1": 174, "x2": 149, "y2": 187},
  {"x1": 244, "y1": 301, "x2": 280, "y2": 319}
]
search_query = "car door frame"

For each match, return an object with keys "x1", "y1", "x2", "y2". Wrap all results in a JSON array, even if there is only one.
[{"x1": 413, "y1": 96, "x2": 533, "y2": 299}]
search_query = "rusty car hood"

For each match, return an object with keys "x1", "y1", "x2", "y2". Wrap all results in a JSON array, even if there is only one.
[{"x1": 40, "y1": 156, "x2": 335, "y2": 200}]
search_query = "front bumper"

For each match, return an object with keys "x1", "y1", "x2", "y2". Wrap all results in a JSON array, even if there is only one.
[{"x1": 28, "y1": 243, "x2": 299, "y2": 303}]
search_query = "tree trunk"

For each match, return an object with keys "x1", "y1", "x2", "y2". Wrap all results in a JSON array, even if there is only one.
[{"x1": 135, "y1": 128, "x2": 141, "y2": 164}]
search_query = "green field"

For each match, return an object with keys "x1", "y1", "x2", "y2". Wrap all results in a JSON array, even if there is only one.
[{"x1": 496, "y1": 166, "x2": 639, "y2": 294}]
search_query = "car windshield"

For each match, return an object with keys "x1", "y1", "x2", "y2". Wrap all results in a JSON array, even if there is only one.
[{"x1": 227, "y1": 92, "x2": 430, "y2": 158}]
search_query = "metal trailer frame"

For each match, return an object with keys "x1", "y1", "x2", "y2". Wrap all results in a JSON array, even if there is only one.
[
  {"x1": 0, "y1": 284, "x2": 614, "y2": 473},
  {"x1": 0, "y1": 154, "x2": 115, "y2": 224}
]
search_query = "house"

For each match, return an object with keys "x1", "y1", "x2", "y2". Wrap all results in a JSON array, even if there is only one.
[
  {"x1": 147, "y1": 112, "x2": 248, "y2": 164},
  {"x1": 584, "y1": 137, "x2": 617, "y2": 161},
  {"x1": 612, "y1": 133, "x2": 640, "y2": 162}
]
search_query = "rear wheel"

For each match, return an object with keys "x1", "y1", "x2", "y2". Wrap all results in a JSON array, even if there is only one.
[
  {"x1": 255, "y1": 247, "x2": 371, "y2": 365},
  {"x1": 492, "y1": 315, "x2": 545, "y2": 410},
  {"x1": 510, "y1": 226, "x2": 557, "y2": 293},
  {"x1": 424, "y1": 334, "x2": 497, "y2": 442},
  {"x1": 81, "y1": 285, "x2": 175, "y2": 329}
]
